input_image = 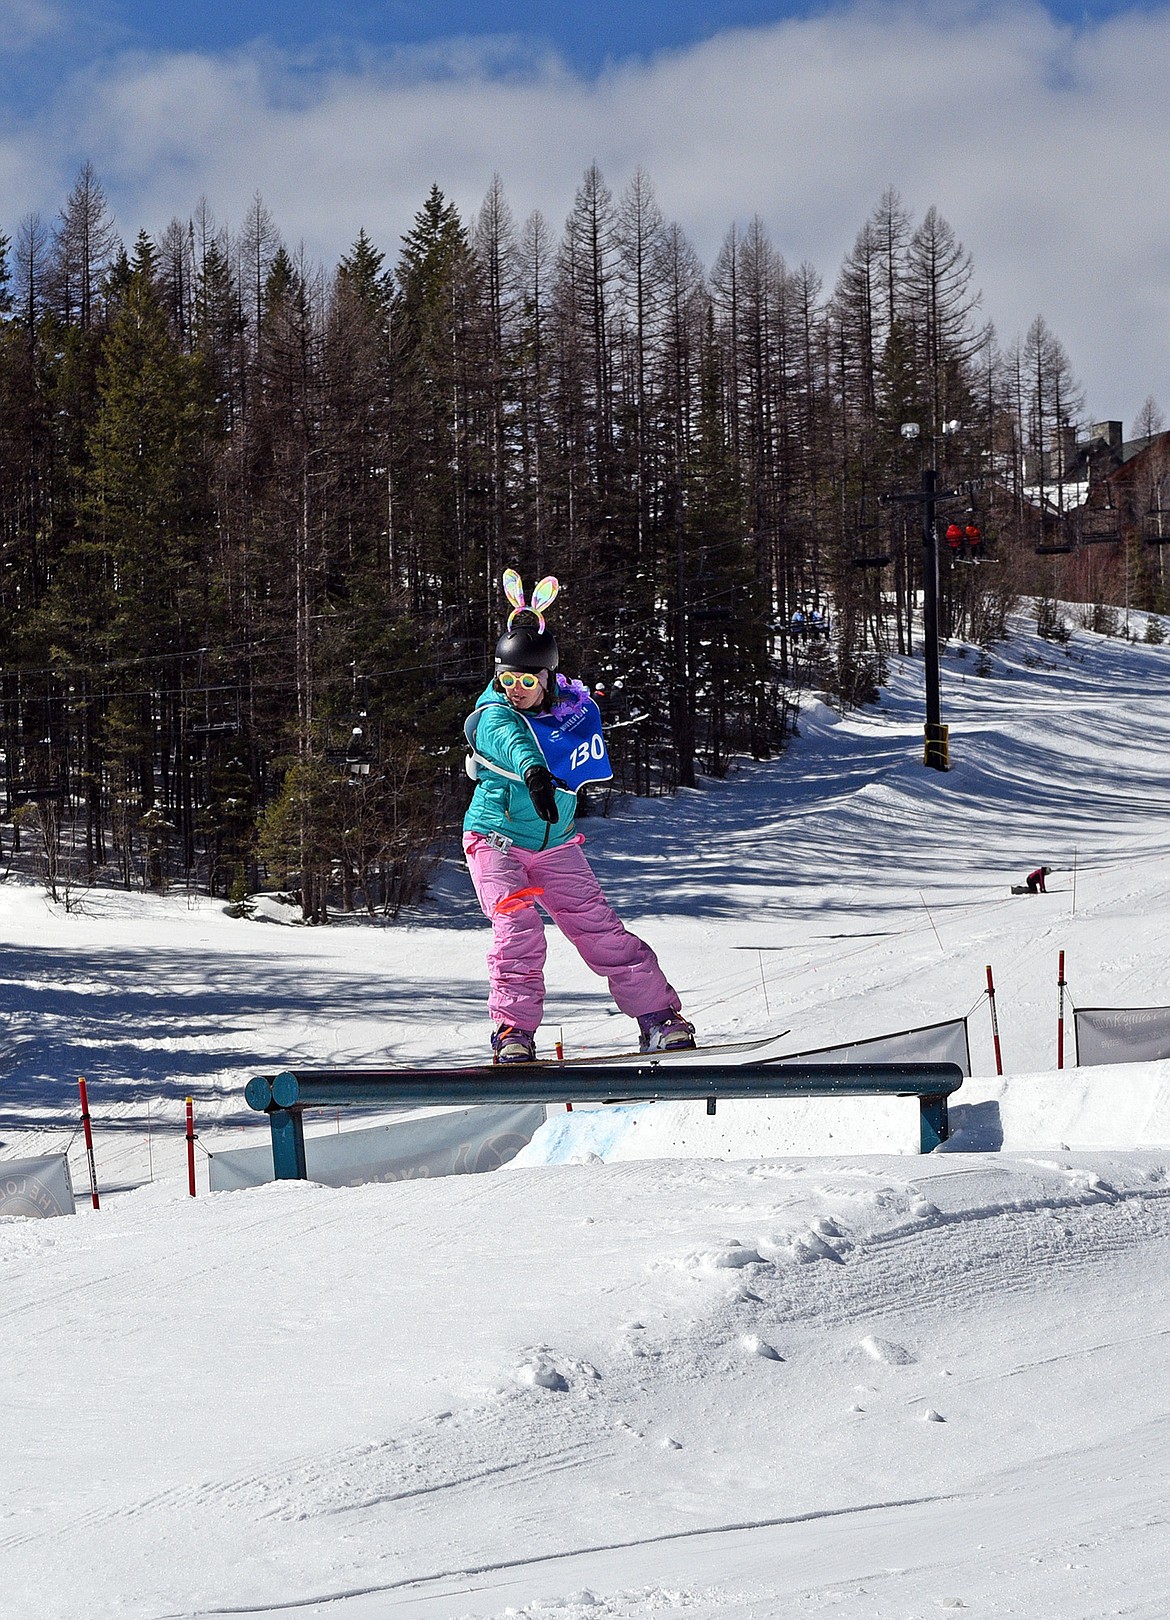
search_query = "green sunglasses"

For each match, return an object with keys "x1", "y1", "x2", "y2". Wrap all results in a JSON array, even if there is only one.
[{"x1": 497, "y1": 671, "x2": 543, "y2": 692}]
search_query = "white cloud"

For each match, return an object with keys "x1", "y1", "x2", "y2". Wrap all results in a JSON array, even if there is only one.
[
  {"x1": 3, "y1": 3, "x2": 1170, "y2": 428},
  {"x1": 0, "y1": 0, "x2": 64, "y2": 53}
]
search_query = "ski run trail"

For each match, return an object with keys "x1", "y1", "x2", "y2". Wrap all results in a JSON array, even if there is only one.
[{"x1": 4, "y1": 609, "x2": 1170, "y2": 1619}]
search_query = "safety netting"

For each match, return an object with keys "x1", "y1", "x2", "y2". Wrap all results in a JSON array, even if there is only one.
[{"x1": 207, "y1": 1102, "x2": 546, "y2": 1191}]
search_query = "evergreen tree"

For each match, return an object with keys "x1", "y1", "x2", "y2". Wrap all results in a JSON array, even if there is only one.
[
  {"x1": 390, "y1": 184, "x2": 484, "y2": 620},
  {"x1": 0, "y1": 230, "x2": 11, "y2": 320},
  {"x1": 614, "y1": 168, "x2": 666, "y2": 565},
  {"x1": 1022, "y1": 313, "x2": 1084, "y2": 514},
  {"x1": 76, "y1": 252, "x2": 213, "y2": 663},
  {"x1": 337, "y1": 228, "x2": 393, "y2": 315},
  {"x1": 514, "y1": 208, "x2": 556, "y2": 560},
  {"x1": 48, "y1": 162, "x2": 120, "y2": 330},
  {"x1": 904, "y1": 206, "x2": 985, "y2": 444},
  {"x1": 12, "y1": 214, "x2": 49, "y2": 329},
  {"x1": 473, "y1": 175, "x2": 522, "y2": 621}
]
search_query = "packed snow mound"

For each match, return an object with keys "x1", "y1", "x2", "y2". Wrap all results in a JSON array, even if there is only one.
[
  {"x1": 949, "y1": 1060, "x2": 1170, "y2": 1151},
  {"x1": 515, "y1": 1059, "x2": 1170, "y2": 1166},
  {"x1": 514, "y1": 1094, "x2": 923, "y2": 1164}
]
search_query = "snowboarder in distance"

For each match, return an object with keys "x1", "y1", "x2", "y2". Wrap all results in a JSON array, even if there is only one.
[
  {"x1": 463, "y1": 570, "x2": 696, "y2": 1065},
  {"x1": 1011, "y1": 865, "x2": 1052, "y2": 895}
]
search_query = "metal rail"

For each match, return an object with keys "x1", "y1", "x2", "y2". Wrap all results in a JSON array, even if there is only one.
[{"x1": 244, "y1": 1061, "x2": 964, "y2": 1179}]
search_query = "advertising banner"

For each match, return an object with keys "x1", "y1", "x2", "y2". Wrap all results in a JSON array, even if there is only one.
[
  {"x1": 1074, "y1": 1006, "x2": 1170, "y2": 1067},
  {"x1": 0, "y1": 1153, "x2": 76, "y2": 1219}
]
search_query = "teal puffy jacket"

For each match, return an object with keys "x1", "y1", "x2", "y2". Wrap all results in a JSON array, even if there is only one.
[{"x1": 463, "y1": 682, "x2": 578, "y2": 850}]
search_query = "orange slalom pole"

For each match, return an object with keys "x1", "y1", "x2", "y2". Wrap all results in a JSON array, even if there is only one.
[
  {"x1": 1057, "y1": 949, "x2": 1066, "y2": 1070},
  {"x1": 185, "y1": 1097, "x2": 197, "y2": 1197},
  {"x1": 78, "y1": 1077, "x2": 100, "y2": 1210},
  {"x1": 555, "y1": 1030, "x2": 572, "y2": 1109},
  {"x1": 986, "y1": 965, "x2": 1003, "y2": 1076}
]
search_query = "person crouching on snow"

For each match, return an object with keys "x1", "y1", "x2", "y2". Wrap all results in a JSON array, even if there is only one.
[{"x1": 463, "y1": 570, "x2": 696, "y2": 1065}]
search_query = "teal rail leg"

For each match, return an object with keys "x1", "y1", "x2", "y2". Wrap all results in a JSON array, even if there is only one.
[
  {"x1": 270, "y1": 1107, "x2": 307, "y2": 1180},
  {"x1": 918, "y1": 1093, "x2": 950, "y2": 1153}
]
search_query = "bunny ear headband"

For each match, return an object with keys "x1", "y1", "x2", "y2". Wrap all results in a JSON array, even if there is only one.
[{"x1": 503, "y1": 568, "x2": 559, "y2": 633}]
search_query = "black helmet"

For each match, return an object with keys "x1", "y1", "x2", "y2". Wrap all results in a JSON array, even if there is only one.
[{"x1": 494, "y1": 615, "x2": 559, "y2": 673}]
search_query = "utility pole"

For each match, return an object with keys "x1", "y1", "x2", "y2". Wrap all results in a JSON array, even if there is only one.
[
  {"x1": 920, "y1": 466, "x2": 948, "y2": 770},
  {"x1": 886, "y1": 429, "x2": 950, "y2": 772}
]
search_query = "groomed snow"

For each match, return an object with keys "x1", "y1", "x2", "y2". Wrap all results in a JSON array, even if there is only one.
[{"x1": 4, "y1": 610, "x2": 1170, "y2": 1618}]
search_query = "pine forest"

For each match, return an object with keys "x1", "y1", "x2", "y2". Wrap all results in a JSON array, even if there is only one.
[{"x1": 0, "y1": 163, "x2": 1164, "y2": 917}]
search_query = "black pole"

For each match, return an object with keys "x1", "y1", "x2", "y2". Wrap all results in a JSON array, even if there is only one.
[{"x1": 920, "y1": 466, "x2": 948, "y2": 769}]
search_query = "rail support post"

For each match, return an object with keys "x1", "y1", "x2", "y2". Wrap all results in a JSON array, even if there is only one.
[
  {"x1": 269, "y1": 1072, "x2": 307, "y2": 1180},
  {"x1": 918, "y1": 1093, "x2": 950, "y2": 1153},
  {"x1": 269, "y1": 1109, "x2": 307, "y2": 1180},
  {"x1": 244, "y1": 1072, "x2": 307, "y2": 1179}
]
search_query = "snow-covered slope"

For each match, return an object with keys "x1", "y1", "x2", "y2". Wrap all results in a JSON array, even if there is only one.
[
  {"x1": 7, "y1": 1150, "x2": 1170, "y2": 1619},
  {"x1": 4, "y1": 611, "x2": 1170, "y2": 1617}
]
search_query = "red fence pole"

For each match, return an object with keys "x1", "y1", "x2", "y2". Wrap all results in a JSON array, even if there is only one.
[
  {"x1": 986, "y1": 965, "x2": 1003, "y2": 1076},
  {"x1": 1057, "y1": 949, "x2": 1066, "y2": 1070},
  {"x1": 78, "y1": 1077, "x2": 100, "y2": 1210},
  {"x1": 185, "y1": 1096, "x2": 197, "y2": 1197}
]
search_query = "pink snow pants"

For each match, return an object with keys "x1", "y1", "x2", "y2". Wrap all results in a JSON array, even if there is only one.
[{"x1": 463, "y1": 831, "x2": 679, "y2": 1032}]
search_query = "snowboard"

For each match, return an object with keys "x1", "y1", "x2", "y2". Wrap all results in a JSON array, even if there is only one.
[
  {"x1": 533, "y1": 1031, "x2": 791, "y2": 1067},
  {"x1": 534, "y1": 1031, "x2": 792, "y2": 1112},
  {"x1": 411, "y1": 1033, "x2": 791, "y2": 1074}
]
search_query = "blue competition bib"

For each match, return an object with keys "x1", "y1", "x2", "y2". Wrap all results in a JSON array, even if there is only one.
[{"x1": 529, "y1": 698, "x2": 613, "y2": 790}]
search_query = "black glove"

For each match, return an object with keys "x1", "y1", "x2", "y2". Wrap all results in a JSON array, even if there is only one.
[{"x1": 524, "y1": 765, "x2": 559, "y2": 824}]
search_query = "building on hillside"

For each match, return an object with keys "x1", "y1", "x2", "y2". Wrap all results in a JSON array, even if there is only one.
[
  {"x1": 1102, "y1": 430, "x2": 1170, "y2": 541},
  {"x1": 1024, "y1": 421, "x2": 1157, "y2": 491},
  {"x1": 1016, "y1": 420, "x2": 1168, "y2": 546}
]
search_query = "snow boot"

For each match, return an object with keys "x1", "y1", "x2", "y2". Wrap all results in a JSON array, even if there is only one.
[
  {"x1": 637, "y1": 1008, "x2": 697, "y2": 1054},
  {"x1": 492, "y1": 1024, "x2": 537, "y2": 1064}
]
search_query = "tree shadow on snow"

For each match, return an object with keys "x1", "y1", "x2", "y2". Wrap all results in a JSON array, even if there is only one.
[{"x1": 0, "y1": 943, "x2": 486, "y2": 1128}]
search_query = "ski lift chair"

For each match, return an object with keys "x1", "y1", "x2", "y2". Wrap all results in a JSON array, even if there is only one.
[
  {"x1": 848, "y1": 524, "x2": 891, "y2": 569},
  {"x1": 944, "y1": 521, "x2": 988, "y2": 563},
  {"x1": 1078, "y1": 507, "x2": 1121, "y2": 544},
  {"x1": 190, "y1": 687, "x2": 242, "y2": 737},
  {"x1": 345, "y1": 724, "x2": 373, "y2": 780}
]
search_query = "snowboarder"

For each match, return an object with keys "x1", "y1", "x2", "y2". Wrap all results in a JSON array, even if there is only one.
[
  {"x1": 1011, "y1": 865, "x2": 1052, "y2": 895},
  {"x1": 463, "y1": 570, "x2": 696, "y2": 1065}
]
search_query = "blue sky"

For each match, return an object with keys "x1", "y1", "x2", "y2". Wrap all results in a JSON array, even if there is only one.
[
  {"x1": 95, "y1": 1, "x2": 808, "y2": 63},
  {"x1": 3, "y1": 0, "x2": 1170, "y2": 427},
  {"x1": 25, "y1": 0, "x2": 1158, "y2": 73}
]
